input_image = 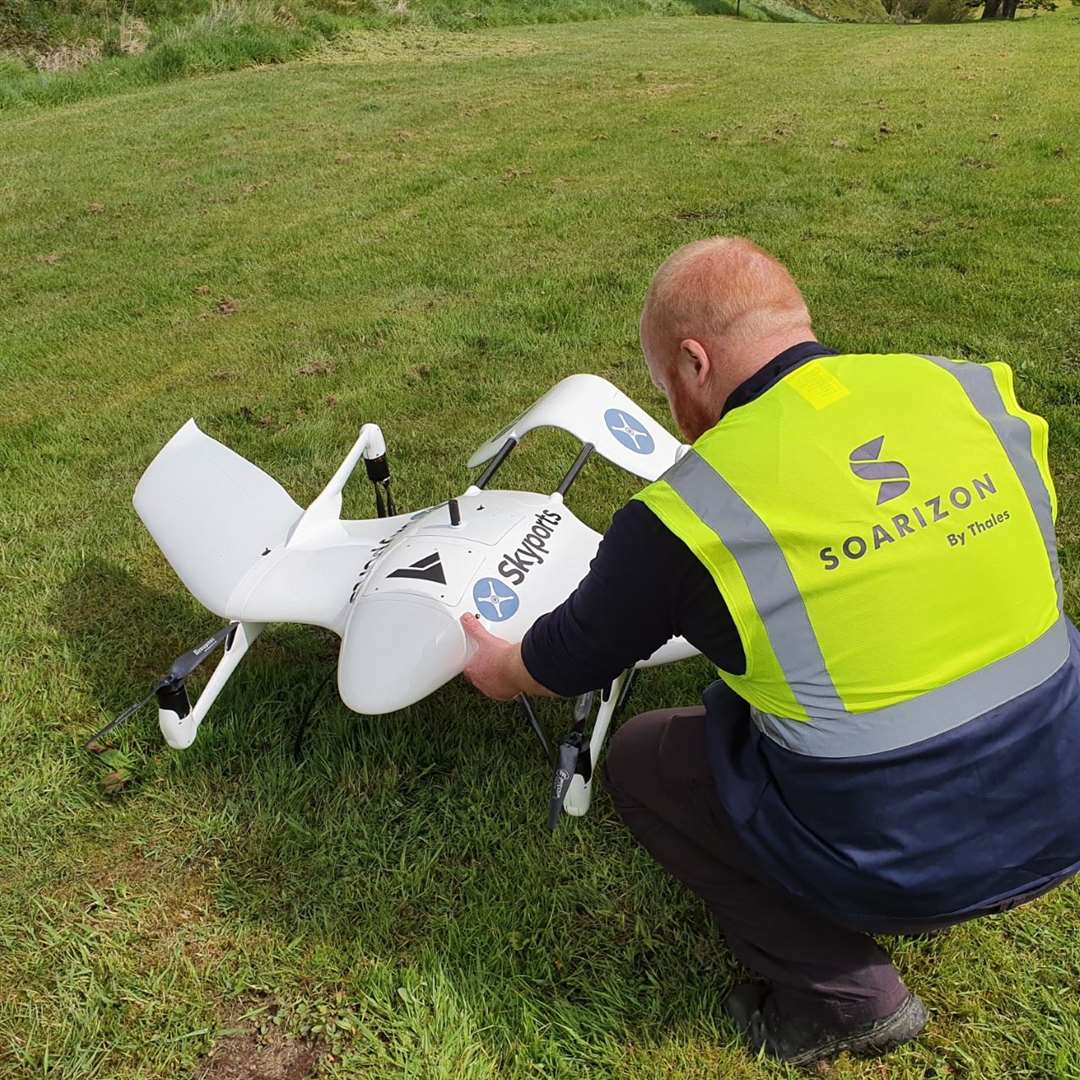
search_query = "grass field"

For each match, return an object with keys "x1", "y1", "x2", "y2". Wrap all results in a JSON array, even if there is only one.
[
  {"x1": 0, "y1": 0, "x2": 876, "y2": 114},
  {"x1": 2, "y1": 10, "x2": 1080, "y2": 1078}
]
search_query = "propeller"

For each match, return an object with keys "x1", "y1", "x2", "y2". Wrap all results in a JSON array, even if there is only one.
[
  {"x1": 85, "y1": 624, "x2": 235, "y2": 755},
  {"x1": 546, "y1": 690, "x2": 597, "y2": 831},
  {"x1": 165, "y1": 624, "x2": 236, "y2": 684},
  {"x1": 365, "y1": 452, "x2": 396, "y2": 517}
]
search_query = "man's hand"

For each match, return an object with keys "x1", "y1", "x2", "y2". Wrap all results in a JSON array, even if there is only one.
[{"x1": 460, "y1": 613, "x2": 553, "y2": 700}]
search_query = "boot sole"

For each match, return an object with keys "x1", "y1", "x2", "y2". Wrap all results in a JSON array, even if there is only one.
[{"x1": 784, "y1": 993, "x2": 928, "y2": 1067}]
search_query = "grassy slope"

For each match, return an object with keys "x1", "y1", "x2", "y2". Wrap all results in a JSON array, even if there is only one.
[
  {"x1": 0, "y1": 0, "x2": 886, "y2": 111},
  {"x1": 791, "y1": 0, "x2": 885, "y2": 18},
  {"x1": 2, "y1": 0, "x2": 885, "y2": 47},
  {"x1": 2, "y1": 12, "x2": 1079, "y2": 1079},
  {"x1": 351, "y1": 0, "x2": 887, "y2": 26}
]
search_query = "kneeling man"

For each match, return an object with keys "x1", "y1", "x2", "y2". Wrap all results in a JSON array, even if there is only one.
[{"x1": 462, "y1": 236, "x2": 1080, "y2": 1066}]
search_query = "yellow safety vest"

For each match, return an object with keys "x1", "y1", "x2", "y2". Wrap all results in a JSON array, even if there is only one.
[{"x1": 637, "y1": 353, "x2": 1065, "y2": 757}]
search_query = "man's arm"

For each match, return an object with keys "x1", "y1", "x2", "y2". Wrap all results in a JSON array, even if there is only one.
[{"x1": 462, "y1": 501, "x2": 738, "y2": 699}]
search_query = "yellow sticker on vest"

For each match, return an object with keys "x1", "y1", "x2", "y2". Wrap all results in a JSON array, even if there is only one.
[{"x1": 786, "y1": 361, "x2": 850, "y2": 410}]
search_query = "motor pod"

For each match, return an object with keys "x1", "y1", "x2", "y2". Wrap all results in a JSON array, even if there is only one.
[
  {"x1": 548, "y1": 733, "x2": 587, "y2": 831},
  {"x1": 364, "y1": 453, "x2": 391, "y2": 485},
  {"x1": 364, "y1": 453, "x2": 395, "y2": 517},
  {"x1": 156, "y1": 681, "x2": 194, "y2": 750}
]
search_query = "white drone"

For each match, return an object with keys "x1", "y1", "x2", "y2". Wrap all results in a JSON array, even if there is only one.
[{"x1": 109, "y1": 375, "x2": 699, "y2": 825}]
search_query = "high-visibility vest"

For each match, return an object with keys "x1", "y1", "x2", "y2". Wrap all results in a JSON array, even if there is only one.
[{"x1": 637, "y1": 353, "x2": 1065, "y2": 758}]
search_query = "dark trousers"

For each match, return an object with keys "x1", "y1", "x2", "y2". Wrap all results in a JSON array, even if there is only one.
[
  {"x1": 605, "y1": 705, "x2": 1069, "y2": 1026},
  {"x1": 604, "y1": 706, "x2": 914, "y2": 1027}
]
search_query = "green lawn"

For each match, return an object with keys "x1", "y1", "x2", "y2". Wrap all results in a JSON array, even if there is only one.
[
  {"x1": 2, "y1": 11, "x2": 1080, "y2": 1078},
  {"x1": 0, "y1": 0, "x2": 886, "y2": 112},
  {"x1": 0, "y1": 0, "x2": 883, "y2": 113}
]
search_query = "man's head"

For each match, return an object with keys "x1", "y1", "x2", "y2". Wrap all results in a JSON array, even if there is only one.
[{"x1": 641, "y1": 236, "x2": 814, "y2": 442}]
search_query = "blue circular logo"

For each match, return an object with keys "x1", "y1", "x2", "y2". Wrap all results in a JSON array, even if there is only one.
[
  {"x1": 473, "y1": 577, "x2": 520, "y2": 622},
  {"x1": 604, "y1": 408, "x2": 655, "y2": 455}
]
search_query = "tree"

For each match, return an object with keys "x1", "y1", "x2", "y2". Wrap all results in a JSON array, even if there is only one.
[{"x1": 982, "y1": 0, "x2": 1056, "y2": 17}]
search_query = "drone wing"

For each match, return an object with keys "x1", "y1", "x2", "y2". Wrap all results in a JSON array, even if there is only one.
[
  {"x1": 134, "y1": 420, "x2": 397, "y2": 631},
  {"x1": 134, "y1": 420, "x2": 305, "y2": 618},
  {"x1": 467, "y1": 374, "x2": 685, "y2": 483}
]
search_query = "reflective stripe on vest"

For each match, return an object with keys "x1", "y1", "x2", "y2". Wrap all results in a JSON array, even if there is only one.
[
  {"x1": 748, "y1": 618, "x2": 1069, "y2": 757},
  {"x1": 923, "y1": 355, "x2": 1063, "y2": 608},
  {"x1": 661, "y1": 355, "x2": 1066, "y2": 759}
]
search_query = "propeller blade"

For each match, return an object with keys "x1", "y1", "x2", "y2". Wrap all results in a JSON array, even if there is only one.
[
  {"x1": 167, "y1": 623, "x2": 235, "y2": 682},
  {"x1": 573, "y1": 691, "x2": 595, "y2": 724},
  {"x1": 517, "y1": 694, "x2": 554, "y2": 763},
  {"x1": 86, "y1": 623, "x2": 235, "y2": 755},
  {"x1": 544, "y1": 738, "x2": 578, "y2": 829}
]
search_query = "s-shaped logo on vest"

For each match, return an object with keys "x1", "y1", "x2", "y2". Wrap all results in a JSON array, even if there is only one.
[
  {"x1": 822, "y1": 436, "x2": 1004, "y2": 572},
  {"x1": 849, "y1": 436, "x2": 910, "y2": 505}
]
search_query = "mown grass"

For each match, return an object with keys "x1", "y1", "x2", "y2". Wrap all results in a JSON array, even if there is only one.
[
  {"x1": 0, "y1": 0, "x2": 884, "y2": 112},
  {"x1": 2, "y1": 10, "x2": 1080, "y2": 1079}
]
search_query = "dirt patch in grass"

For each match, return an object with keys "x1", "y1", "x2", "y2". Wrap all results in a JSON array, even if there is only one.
[{"x1": 199, "y1": 1026, "x2": 323, "y2": 1080}]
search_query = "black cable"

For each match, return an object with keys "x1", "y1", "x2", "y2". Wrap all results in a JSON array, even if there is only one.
[
  {"x1": 292, "y1": 669, "x2": 335, "y2": 763},
  {"x1": 516, "y1": 693, "x2": 554, "y2": 764}
]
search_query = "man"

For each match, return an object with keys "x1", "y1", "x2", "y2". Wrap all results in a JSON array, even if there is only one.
[{"x1": 461, "y1": 236, "x2": 1080, "y2": 1066}]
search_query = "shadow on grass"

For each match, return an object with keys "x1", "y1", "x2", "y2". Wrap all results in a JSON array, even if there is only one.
[
  {"x1": 51, "y1": 558, "x2": 735, "y2": 1071},
  {"x1": 194, "y1": 658, "x2": 733, "y2": 1070},
  {"x1": 50, "y1": 556, "x2": 340, "y2": 755}
]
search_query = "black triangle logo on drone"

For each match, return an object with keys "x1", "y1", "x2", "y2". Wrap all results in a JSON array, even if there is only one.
[{"x1": 387, "y1": 551, "x2": 446, "y2": 585}]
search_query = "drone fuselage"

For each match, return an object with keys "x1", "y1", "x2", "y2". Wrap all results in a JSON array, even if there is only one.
[
  {"x1": 335, "y1": 489, "x2": 600, "y2": 713},
  {"x1": 132, "y1": 375, "x2": 698, "y2": 760}
]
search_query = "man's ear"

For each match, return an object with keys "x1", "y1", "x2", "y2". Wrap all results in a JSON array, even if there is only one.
[{"x1": 680, "y1": 339, "x2": 711, "y2": 386}]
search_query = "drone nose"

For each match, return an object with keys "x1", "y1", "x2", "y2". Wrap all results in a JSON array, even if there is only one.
[{"x1": 338, "y1": 594, "x2": 467, "y2": 714}]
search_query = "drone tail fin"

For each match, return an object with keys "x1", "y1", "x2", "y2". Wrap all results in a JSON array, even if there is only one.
[
  {"x1": 133, "y1": 420, "x2": 304, "y2": 618},
  {"x1": 466, "y1": 374, "x2": 686, "y2": 484}
]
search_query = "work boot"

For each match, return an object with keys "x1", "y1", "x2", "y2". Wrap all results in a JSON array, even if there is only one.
[{"x1": 721, "y1": 982, "x2": 927, "y2": 1066}]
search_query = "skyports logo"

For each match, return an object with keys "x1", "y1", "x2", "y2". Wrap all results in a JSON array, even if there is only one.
[{"x1": 497, "y1": 510, "x2": 564, "y2": 586}]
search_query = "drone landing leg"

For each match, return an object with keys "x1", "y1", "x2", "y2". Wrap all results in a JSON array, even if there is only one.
[
  {"x1": 555, "y1": 668, "x2": 638, "y2": 821},
  {"x1": 561, "y1": 672, "x2": 625, "y2": 818},
  {"x1": 159, "y1": 621, "x2": 263, "y2": 749}
]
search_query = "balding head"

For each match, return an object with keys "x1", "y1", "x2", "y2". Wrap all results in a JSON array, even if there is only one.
[{"x1": 640, "y1": 237, "x2": 815, "y2": 441}]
